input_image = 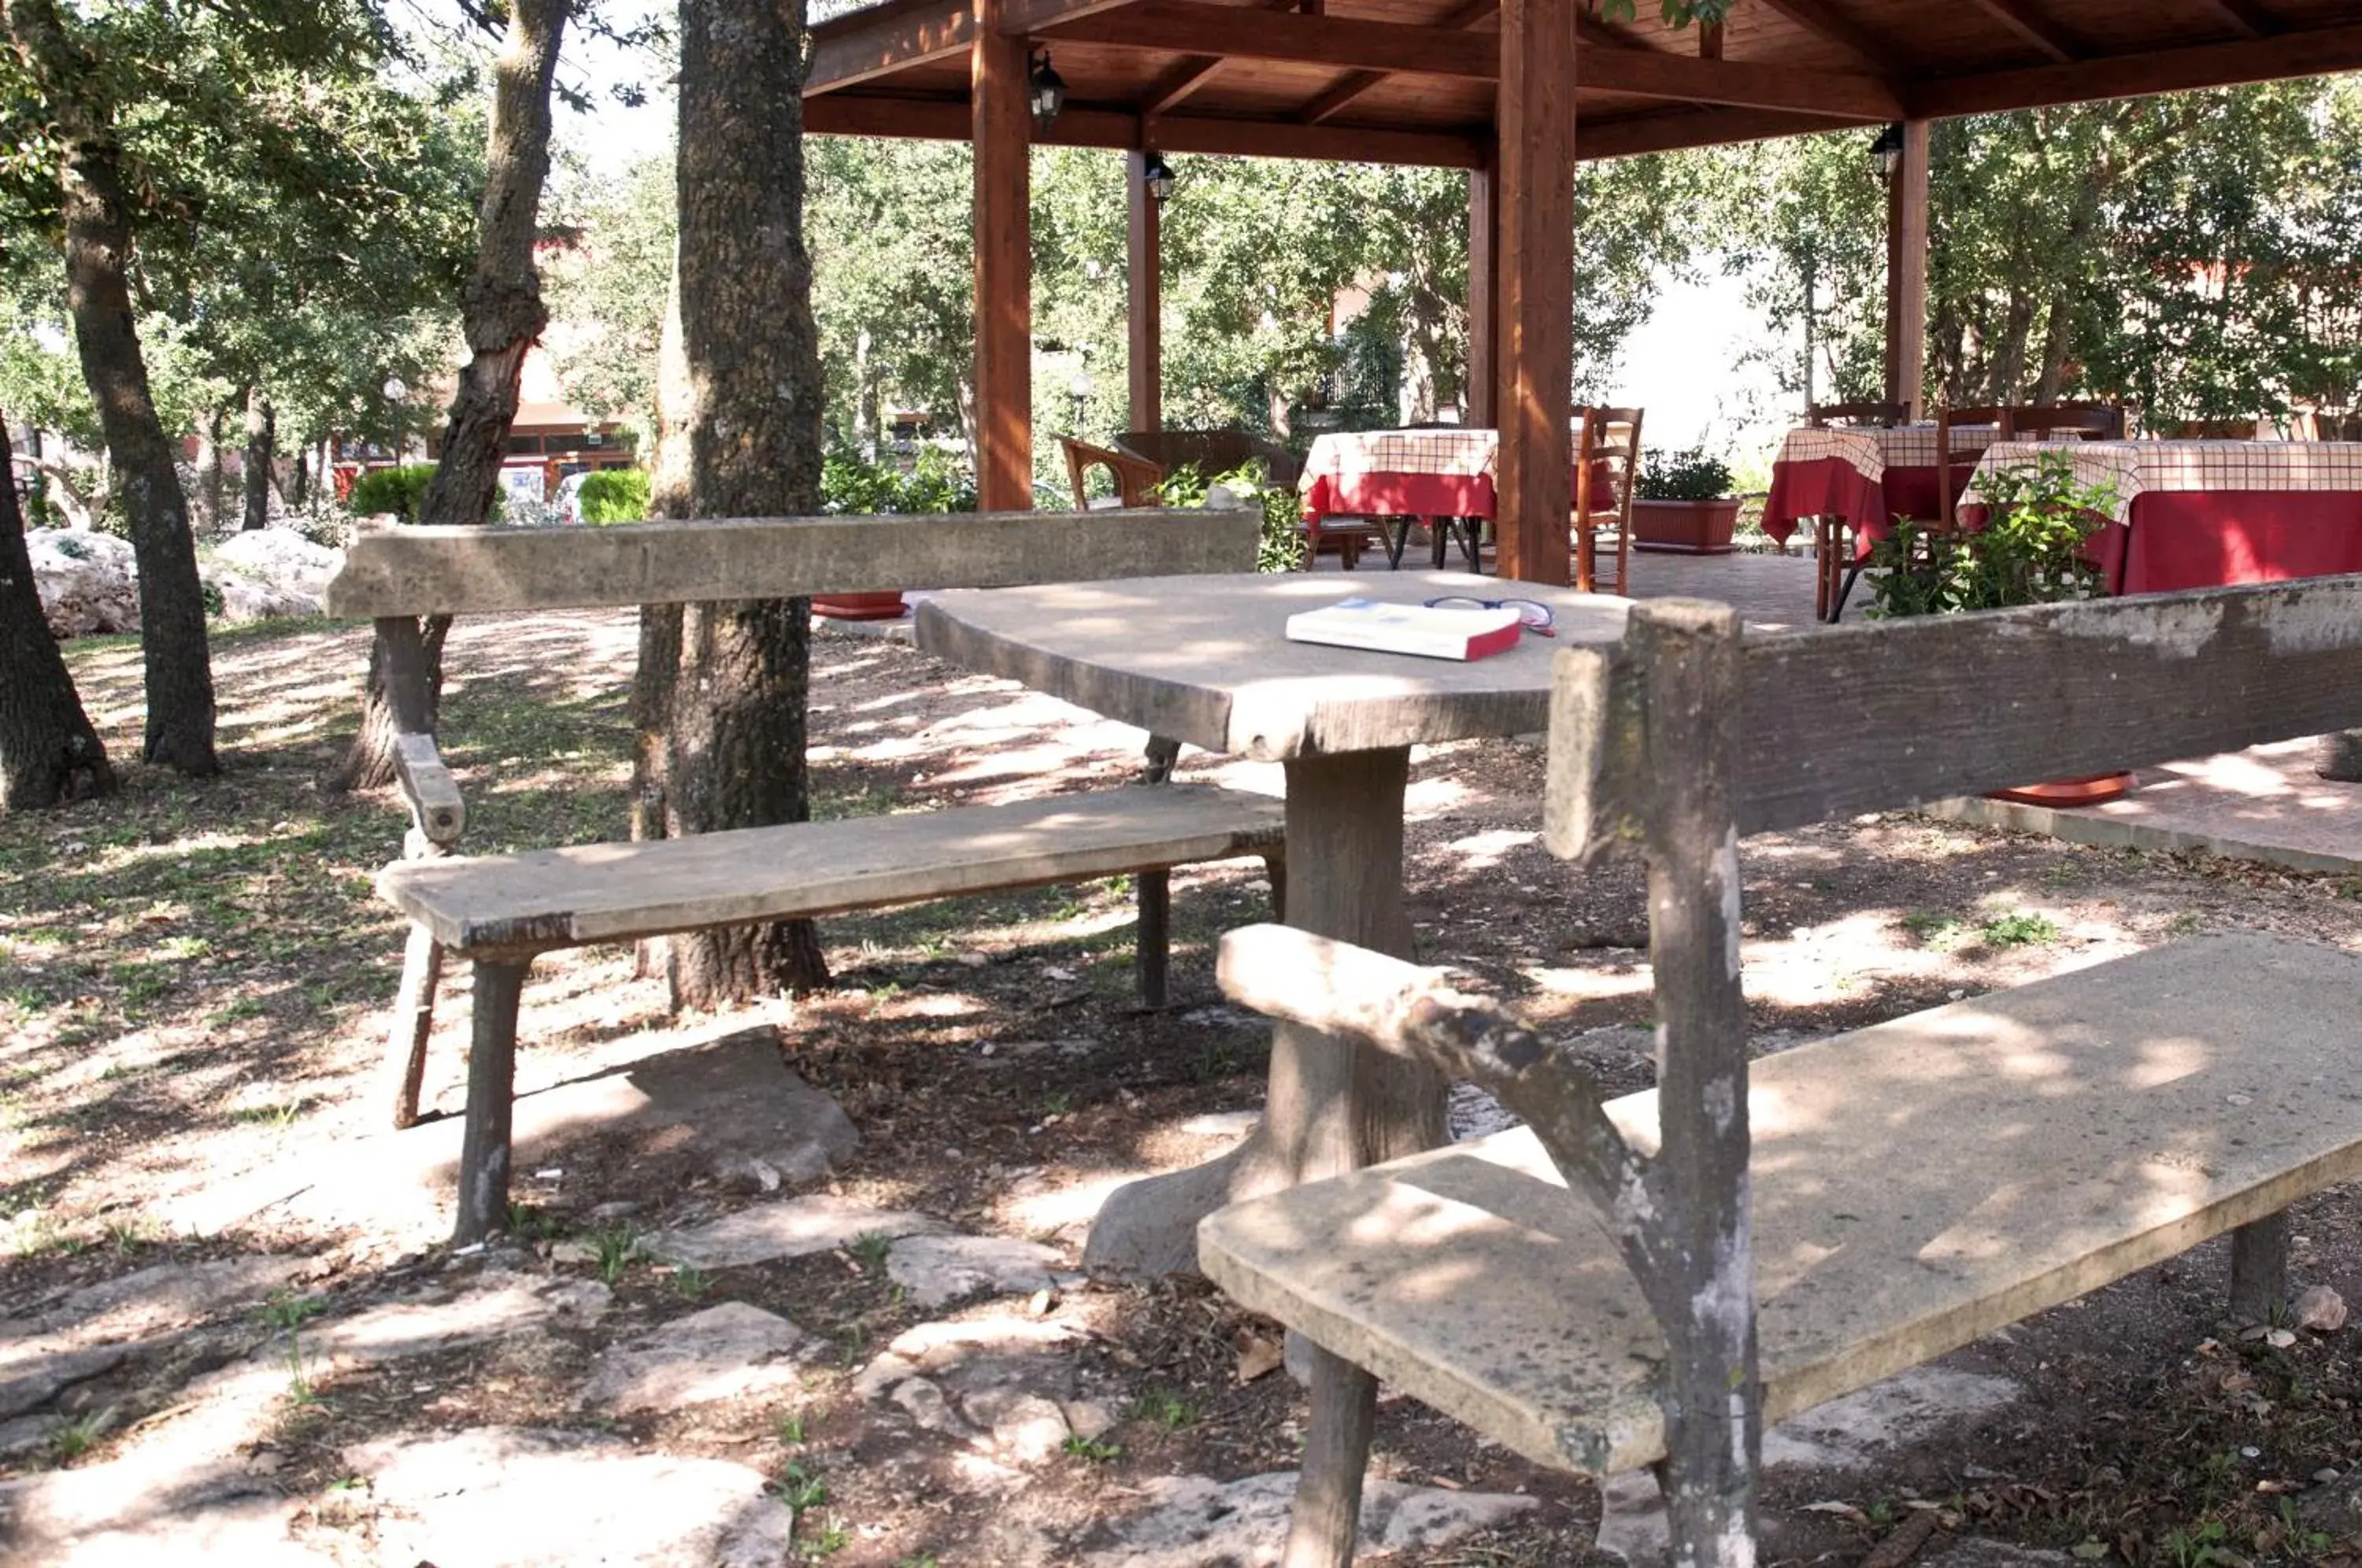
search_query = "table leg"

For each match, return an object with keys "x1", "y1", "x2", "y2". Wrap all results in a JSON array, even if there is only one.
[{"x1": 1082, "y1": 747, "x2": 1447, "y2": 1276}]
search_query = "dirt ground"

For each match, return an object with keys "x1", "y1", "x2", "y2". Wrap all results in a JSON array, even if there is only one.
[{"x1": 9, "y1": 610, "x2": 2362, "y2": 1566}]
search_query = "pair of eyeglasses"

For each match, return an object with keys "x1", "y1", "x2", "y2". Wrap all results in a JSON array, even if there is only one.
[{"x1": 1423, "y1": 595, "x2": 1556, "y2": 637}]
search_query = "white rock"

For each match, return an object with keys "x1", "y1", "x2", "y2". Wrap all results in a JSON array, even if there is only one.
[
  {"x1": 886, "y1": 1233, "x2": 1073, "y2": 1307},
  {"x1": 647, "y1": 1193, "x2": 950, "y2": 1270},
  {"x1": 26, "y1": 530, "x2": 139, "y2": 638},
  {"x1": 1762, "y1": 1366, "x2": 2020, "y2": 1470},
  {"x1": 199, "y1": 528, "x2": 339, "y2": 623},
  {"x1": 354, "y1": 1426, "x2": 797, "y2": 1568},
  {"x1": 1086, "y1": 1471, "x2": 1535, "y2": 1566},
  {"x1": 583, "y1": 1301, "x2": 808, "y2": 1415},
  {"x1": 291, "y1": 1276, "x2": 609, "y2": 1374},
  {"x1": 2297, "y1": 1284, "x2": 2348, "y2": 1332}
]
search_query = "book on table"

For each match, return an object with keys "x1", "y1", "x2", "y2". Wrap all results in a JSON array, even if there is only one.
[{"x1": 1283, "y1": 597, "x2": 1523, "y2": 661}]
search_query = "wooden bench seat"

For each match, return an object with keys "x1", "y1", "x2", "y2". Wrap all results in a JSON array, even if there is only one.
[
  {"x1": 383, "y1": 784, "x2": 1283, "y2": 956},
  {"x1": 1202, "y1": 931, "x2": 2362, "y2": 1478}
]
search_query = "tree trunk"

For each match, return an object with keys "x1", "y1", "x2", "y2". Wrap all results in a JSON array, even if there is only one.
[
  {"x1": 10, "y1": 0, "x2": 219, "y2": 775},
  {"x1": 0, "y1": 423, "x2": 115, "y2": 811},
  {"x1": 241, "y1": 387, "x2": 275, "y2": 531},
  {"x1": 2031, "y1": 297, "x2": 2075, "y2": 405},
  {"x1": 329, "y1": 0, "x2": 568, "y2": 793},
  {"x1": 650, "y1": 0, "x2": 830, "y2": 1004},
  {"x1": 193, "y1": 405, "x2": 224, "y2": 533}
]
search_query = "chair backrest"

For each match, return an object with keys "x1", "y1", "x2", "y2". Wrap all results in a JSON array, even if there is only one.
[
  {"x1": 1572, "y1": 406, "x2": 1642, "y2": 597},
  {"x1": 1806, "y1": 401, "x2": 1907, "y2": 428},
  {"x1": 2161, "y1": 417, "x2": 2261, "y2": 440},
  {"x1": 2014, "y1": 403, "x2": 2123, "y2": 440},
  {"x1": 1118, "y1": 429, "x2": 1303, "y2": 489},
  {"x1": 322, "y1": 506, "x2": 1261, "y2": 619},
  {"x1": 1059, "y1": 435, "x2": 1164, "y2": 510}
]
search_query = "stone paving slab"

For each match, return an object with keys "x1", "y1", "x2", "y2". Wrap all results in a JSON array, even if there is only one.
[{"x1": 1934, "y1": 734, "x2": 2362, "y2": 875}]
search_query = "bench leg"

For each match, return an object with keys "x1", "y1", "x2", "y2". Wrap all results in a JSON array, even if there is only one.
[
  {"x1": 1262, "y1": 852, "x2": 1287, "y2": 924},
  {"x1": 1281, "y1": 1344, "x2": 1379, "y2": 1568},
  {"x1": 1135, "y1": 870, "x2": 1171, "y2": 1010},
  {"x1": 454, "y1": 959, "x2": 529, "y2": 1247},
  {"x1": 2231, "y1": 1210, "x2": 2290, "y2": 1323},
  {"x1": 386, "y1": 927, "x2": 445, "y2": 1129}
]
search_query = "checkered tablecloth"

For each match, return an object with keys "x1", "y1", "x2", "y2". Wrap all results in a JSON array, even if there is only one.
[
  {"x1": 1299, "y1": 429, "x2": 1500, "y2": 488},
  {"x1": 1775, "y1": 423, "x2": 1998, "y2": 481},
  {"x1": 1962, "y1": 441, "x2": 2362, "y2": 524}
]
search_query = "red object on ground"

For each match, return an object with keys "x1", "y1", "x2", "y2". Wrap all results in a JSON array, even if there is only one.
[
  {"x1": 1987, "y1": 773, "x2": 2136, "y2": 807},
  {"x1": 812, "y1": 592, "x2": 909, "y2": 621}
]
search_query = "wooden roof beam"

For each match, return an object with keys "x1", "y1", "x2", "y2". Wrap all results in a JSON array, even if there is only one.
[
  {"x1": 1965, "y1": 0, "x2": 2079, "y2": 63},
  {"x1": 803, "y1": 91, "x2": 1493, "y2": 165},
  {"x1": 2192, "y1": 0, "x2": 2275, "y2": 37},
  {"x1": 1139, "y1": 0, "x2": 1307, "y2": 116},
  {"x1": 808, "y1": 0, "x2": 972, "y2": 94},
  {"x1": 1575, "y1": 105, "x2": 1861, "y2": 159},
  {"x1": 1751, "y1": 0, "x2": 1903, "y2": 76},
  {"x1": 1040, "y1": 2, "x2": 1903, "y2": 117},
  {"x1": 1298, "y1": 0, "x2": 1498, "y2": 126},
  {"x1": 1910, "y1": 21, "x2": 2362, "y2": 116}
]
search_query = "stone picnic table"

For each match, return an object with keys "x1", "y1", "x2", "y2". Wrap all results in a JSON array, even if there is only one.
[{"x1": 916, "y1": 569, "x2": 1633, "y2": 1274}]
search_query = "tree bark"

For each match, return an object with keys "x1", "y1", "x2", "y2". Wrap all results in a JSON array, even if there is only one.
[
  {"x1": 0, "y1": 423, "x2": 116, "y2": 811},
  {"x1": 9, "y1": 0, "x2": 219, "y2": 775},
  {"x1": 647, "y1": 0, "x2": 831, "y2": 1005},
  {"x1": 194, "y1": 405, "x2": 224, "y2": 534},
  {"x1": 241, "y1": 386, "x2": 275, "y2": 531},
  {"x1": 330, "y1": 0, "x2": 568, "y2": 793}
]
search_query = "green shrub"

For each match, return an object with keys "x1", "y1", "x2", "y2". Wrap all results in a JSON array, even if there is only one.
[
  {"x1": 1865, "y1": 453, "x2": 2115, "y2": 618},
  {"x1": 1636, "y1": 448, "x2": 1734, "y2": 501},
  {"x1": 1156, "y1": 460, "x2": 1303, "y2": 573},
  {"x1": 344, "y1": 464, "x2": 439, "y2": 522},
  {"x1": 577, "y1": 468, "x2": 650, "y2": 525},
  {"x1": 821, "y1": 446, "x2": 978, "y2": 515}
]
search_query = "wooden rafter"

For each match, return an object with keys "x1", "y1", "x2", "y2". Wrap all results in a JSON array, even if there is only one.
[
  {"x1": 1751, "y1": 0, "x2": 1900, "y2": 76},
  {"x1": 1139, "y1": 0, "x2": 1304, "y2": 115},
  {"x1": 1297, "y1": 0, "x2": 1498, "y2": 126},
  {"x1": 1040, "y1": 2, "x2": 1904, "y2": 117},
  {"x1": 808, "y1": 0, "x2": 973, "y2": 94},
  {"x1": 1575, "y1": 104, "x2": 1859, "y2": 157},
  {"x1": 1910, "y1": 22, "x2": 2362, "y2": 116},
  {"x1": 1966, "y1": 0, "x2": 2079, "y2": 62},
  {"x1": 2192, "y1": 0, "x2": 2275, "y2": 38},
  {"x1": 802, "y1": 92, "x2": 1493, "y2": 165}
]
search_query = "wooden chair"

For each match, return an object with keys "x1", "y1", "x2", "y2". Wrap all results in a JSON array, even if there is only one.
[
  {"x1": 1059, "y1": 435, "x2": 1164, "y2": 511},
  {"x1": 1803, "y1": 404, "x2": 1908, "y2": 619},
  {"x1": 1936, "y1": 403, "x2": 2122, "y2": 529},
  {"x1": 1572, "y1": 405, "x2": 1642, "y2": 596},
  {"x1": 1202, "y1": 578, "x2": 2362, "y2": 1567}
]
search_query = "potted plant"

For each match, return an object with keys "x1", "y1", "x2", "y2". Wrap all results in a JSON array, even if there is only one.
[
  {"x1": 1866, "y1": 451, "x2": 2130, "y2": 804},
  {"x1": 1631, "y1": 448, "x2": 1741, "y2": 555}
]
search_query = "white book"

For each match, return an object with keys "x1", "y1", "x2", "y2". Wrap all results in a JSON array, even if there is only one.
[{"x1": 1283, "y1": 597, "x2": 1524, "y2": 662}]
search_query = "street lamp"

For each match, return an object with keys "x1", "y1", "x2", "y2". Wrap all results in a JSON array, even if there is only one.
[
  {"x1": 382, "y1": 375, "x2": 408, "y2": 461},
  {"x1": 1868, "y1": 122, "x2": 1904, "y2": 179},
  {"x1": 1028, "y1": 50, "x2": 1066, "y2": 135},
  {"x1": 1140, "y1": 150, "x2": 1175, "y2": 204}
]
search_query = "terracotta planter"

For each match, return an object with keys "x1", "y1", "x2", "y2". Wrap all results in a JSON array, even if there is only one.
[
  {"x1": 1631, "y1": 497, "x2": 1741, "y2": 555},
  {"x1": 811, "y1": 591, "x2": 909, "y2": 622},
  {"x1": 1986, "y1": 772, "x2": 2135, "y2": 807}
]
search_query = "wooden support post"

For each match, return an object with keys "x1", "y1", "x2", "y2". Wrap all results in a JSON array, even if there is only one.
[
  {"x1": 1634, "y1": 600, "x2": 1761, "y2": 1568},
  {"x1": 1464, "y1": 146, "x2": 1497, "y2": 427},
  {"x1": 1885, "y1": 119, "x2": 1929, "y2": 419},
  {"x1": 454, "y1": 958, "x2": 529, "y2": 1245},
  {"x1": 1127, "y1": 149, "x2": 1163, "y2": 433},
  {"x1": 1492, "y1": 0, "x2": 1575, "y2": 586},
  {"x1": 2230, "y1": 1210, "x2": 2290, "y2": 1323},
  {"x1": 387, "y1": 925, "x2": 445, "y2": 1128},
  {"x1": 975, "y1": 0, "x2": 1034, "y2": 510},
  {"x1": 1281, "y1": 1344, "x2": 1381, "y2": 1567}
]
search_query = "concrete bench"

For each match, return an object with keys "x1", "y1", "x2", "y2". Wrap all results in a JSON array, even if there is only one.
[
  {"x1": 1194, "y1": 576, "x2": 2362, "y2": 1567},
  {"x1": 322, "y1": 505, "x2": 1274, "y2": 1244}
]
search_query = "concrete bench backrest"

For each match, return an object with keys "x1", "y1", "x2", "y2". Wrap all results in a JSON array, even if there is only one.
[{"x1": 322, "y1": 505, "x2": 1261, "y2": 619}]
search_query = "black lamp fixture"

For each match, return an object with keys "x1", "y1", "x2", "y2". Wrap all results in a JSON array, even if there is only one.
[
  {"x1": 1140, "y1": 150, "x2": 1175, "y2": 204},
  {"x1": 1869, "y1": 121, "x2": 1905, "y2": 179},
  {"x1": 1028, "y1": 49, "x2": 1066, "y2": 134}
]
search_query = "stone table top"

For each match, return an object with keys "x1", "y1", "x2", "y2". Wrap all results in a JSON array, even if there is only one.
[{"x1": 914, "y1": 570, "x2": 1631, "y2": 760}]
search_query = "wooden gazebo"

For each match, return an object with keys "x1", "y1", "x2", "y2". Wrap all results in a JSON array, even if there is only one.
[{"x1": 802, "y1": 0, "x2": 2362, "y2": 584}]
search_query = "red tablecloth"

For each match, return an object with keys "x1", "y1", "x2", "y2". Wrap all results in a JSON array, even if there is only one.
[
  {"x1": 1300, "y1": 470, "x2": 1494, "y2": 522},
  {"x1": 1760, "y1": 457, "x2": 1950, "y2": 556}
]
